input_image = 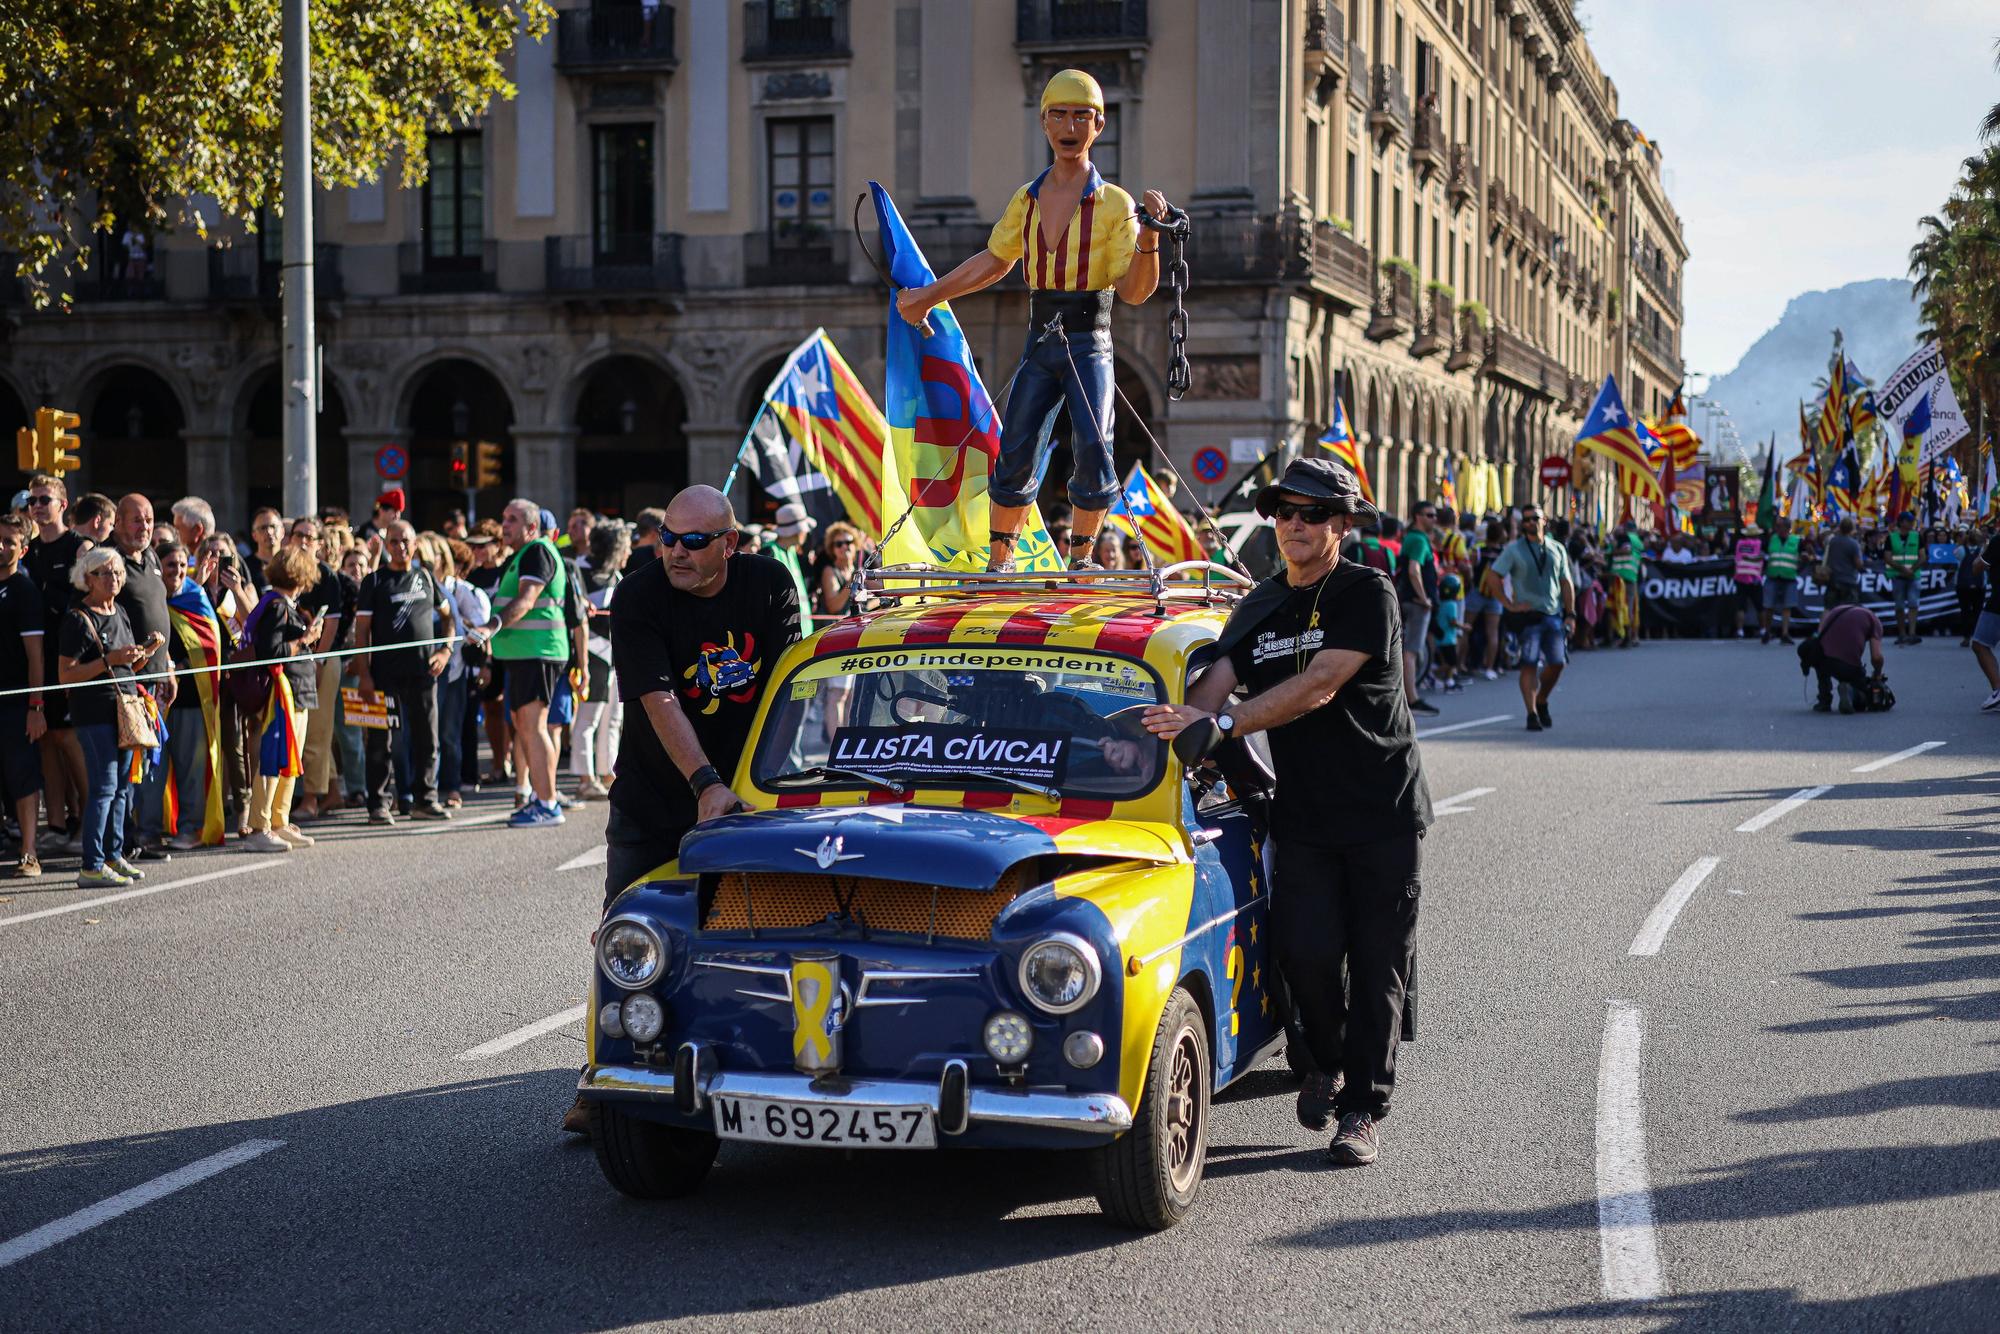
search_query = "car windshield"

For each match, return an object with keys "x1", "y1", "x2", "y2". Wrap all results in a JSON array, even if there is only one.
[{"x1": 752, "y1": 645, "x2": 1167, "y2": 799}]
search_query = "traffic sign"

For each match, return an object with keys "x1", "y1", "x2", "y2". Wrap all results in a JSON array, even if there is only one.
[
  {"x1": 1538, "y1": 454, "x2": 1572, "y2": 488},
  {"x1": 375, "y1": 443, "x2": 409, "y2": 481},
  {"x1": 1191, "y1": 446, "x2": 1228, "y2": 484}
]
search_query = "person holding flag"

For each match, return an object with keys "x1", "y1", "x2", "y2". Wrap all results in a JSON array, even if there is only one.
[
  {"x1": 159, "y1": 541, "x2": 228, "y2": 849},
  {"x1": 1108, "y1": 464, "x2": 1205, "y2": 566},
  {"x1": 894, "y1": 69, "x2": 1176, "y2": 572},
  {"x1": 1319, "y1": 395, "x2": 1375, "y2": 504}
]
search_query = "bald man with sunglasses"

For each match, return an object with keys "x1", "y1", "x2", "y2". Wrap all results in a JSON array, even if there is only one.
[{"x1": 1144, "y1": 457, "x2": 1431, "y2": 1168}]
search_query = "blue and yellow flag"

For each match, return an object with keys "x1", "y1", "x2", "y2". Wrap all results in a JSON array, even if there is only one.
[
  {"x1": 1578, "y1": 375, "x2": 1663, "y2": 503},
  {"x1": 869, "y1": 182, "x2": 1062, "y2": 572},
  {"x1": 1316, "y1": 394, "x2": 1374, "y2": 503},
  {"x1": 1840, "y1": 359, "x2": 1879, "y2": 438},
  {"x1": 1438, "y1": 454, "x2": 1458, "y2": 511},
  {"x1": 1109, "y1": 464, "x2": 1203, "y2": 565}
]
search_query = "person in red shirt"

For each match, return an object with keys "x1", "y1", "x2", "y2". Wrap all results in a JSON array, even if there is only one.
[{"x1": 1803, "y1": 603, "x2": 1885, "y2": 713}]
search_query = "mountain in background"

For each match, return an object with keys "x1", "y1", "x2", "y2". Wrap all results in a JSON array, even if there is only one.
[{"x1": 1701, "y1": 278, "x2": 1923, "y2": 465}]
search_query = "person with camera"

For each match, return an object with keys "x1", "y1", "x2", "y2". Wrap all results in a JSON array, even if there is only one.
[
  {"x1": 1141, "y1": 458, "x2": 1431, "y2": 1168},
  {"x1": 1484, "y1": 504, "x2": 1577, "y2": 732},
  {"x1": 1803, "y1": 593, "x2": 1886, "y2": 714}
]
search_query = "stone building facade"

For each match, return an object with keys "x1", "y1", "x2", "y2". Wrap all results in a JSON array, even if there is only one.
[{"x1": 0, "y1": 0, "x2": 1685, "y2": 532}]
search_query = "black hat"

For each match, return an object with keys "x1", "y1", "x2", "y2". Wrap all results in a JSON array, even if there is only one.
[{"x1": 1253, "y1": 456, "x2": 1378, "y2": 520}]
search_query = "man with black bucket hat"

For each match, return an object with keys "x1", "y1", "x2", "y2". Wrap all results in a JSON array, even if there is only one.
[{"x1": 1144, "y1": 457, "x2": 1431, "y2": 1167}]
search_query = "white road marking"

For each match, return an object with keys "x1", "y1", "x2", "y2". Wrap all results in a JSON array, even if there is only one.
[
  {"x1": 1628, "y1": 857, "x2": 1721, "y2": 956},
  {"x1": 0, "y1": 1138, "x2": 284, "y2": 1271},
  {"x1": 456, "y1": 1005, "x2": 589, "y2": 1061},
  {"x1": 1734, "y1": 785, "x2": 1831, "y2": 834},
  {"x1": 1415, "y1": 714, "x2": 1510, "y2": 739},
  {"x1": 412, "y1": 809, "x2": 516, "y2": 835},
  {"x1": 1431, "y1": 786, "x2": 1496, "y2": 816},
  {"x1": 0, "y1": 860, "x2": 286, "y2": 931},
  {"x1": 558, "y1": 845, "x2": 609, "y2": 872},
  {"x1": 1596, "y1": 1000, "x2": 1665, "y2": 1303},
  {"x1": 1851, "y1": 741, "x2": 1945, "y2": 774}
]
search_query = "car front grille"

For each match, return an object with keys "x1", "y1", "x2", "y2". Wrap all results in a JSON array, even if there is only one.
[{"x1": 703, "y1": 870, "x2": 1024, "y2": 939}]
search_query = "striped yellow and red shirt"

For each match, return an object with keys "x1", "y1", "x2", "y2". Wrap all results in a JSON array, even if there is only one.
[{"x1": 987, "y1": 165, "x2": 1138, "y2": 292}]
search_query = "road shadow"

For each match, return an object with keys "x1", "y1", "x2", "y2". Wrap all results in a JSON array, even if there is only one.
[
  {"x1": 1526, "y1": 1276, "x2": 2000, "y2": 1332},
  {"x1": 0, "y1": 1069, "x2": 1161, "y2": 1331}
]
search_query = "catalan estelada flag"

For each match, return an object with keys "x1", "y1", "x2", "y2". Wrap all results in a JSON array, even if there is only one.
[
  {"x1": 1109, "y1": 464, "x2": 1202, "y2": 565},
  {"x1": 1840, "y1": 359, "x2": 1879, "y2": 438},
  {"x1": 1826, "y1": 440, "x2": 1860, "y2": 518},
  {"x1": 1652, "y1": 384, "x2": 1700, "y2": 474},
  {"x1": 1316, "y1": 393, "x2": 1373, "y2": 503},
  {"x1": 869, "y1": 182, "x2": 1063, "y2": 573},
  {"x1": 1788, "y1": 401, "x2": 1816, "y2": 477},
  {"x1": 166, "y1": 579, "x2": 228, "y2": 846},
  {"x1": 1819, "y1": 348, "x2": 1846, "y2": 451},
  {"x1": 1577, "y1": 375, "x2": 1662, "y2": 503},
  {"x1": 1438, "y1": 454, "x2": 1459, "y2": 511}
]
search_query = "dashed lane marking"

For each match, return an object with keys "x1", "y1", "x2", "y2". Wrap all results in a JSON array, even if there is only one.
[
  {"x1": 1431, "y1": 787, "x2": 1496, "y2": 816},
  {"x1": 0, "y1": 860, "x2": 286, "y2": 931},
  {"x1": 0, "y1": 1139, "x2": 284, "y2": 1271},
  {"x1": 1734, "y1": 785, "x2": 1831, "y2": 834},
  {"x1": 1851, "y1": 741, "x2": 1946, "y2": 774},
  {"x1": 559, "y1": 845, "x2": 609, "y2": 872},
  {"x1": 455, "y1": 1005, "x2": 589, "y2": 1061},
  {"x1": 1415, "y1": 714, "x2": 1510, "y2": 739},
  {"x1": 1628, "y1": 856, "x2": 1721, "y2": 956},
  {"x1": 1596, "y1": 1000, "x2": 1665, "y2": 1302}
]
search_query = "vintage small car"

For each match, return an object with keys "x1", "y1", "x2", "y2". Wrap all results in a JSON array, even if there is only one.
[{"x1": 578, "y1": 564, "x2": 1291, "y2": 1229}]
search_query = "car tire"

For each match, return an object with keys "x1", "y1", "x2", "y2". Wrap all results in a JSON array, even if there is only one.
[
  {"x1": 1091, "y1": 985, "x2": 1210, "y2": 1231},
  {"x1": 591, "y1": 1101, "x2": 720, "y2": 1200}
]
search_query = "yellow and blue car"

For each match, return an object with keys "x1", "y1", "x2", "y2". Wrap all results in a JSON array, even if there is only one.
[{"x1": 579, "y1": 568, "x2": 1287, "y2": 1229}]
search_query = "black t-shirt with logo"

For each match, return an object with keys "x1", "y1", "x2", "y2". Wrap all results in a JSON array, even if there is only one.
[
  {"x1": 357, "y1": 565, "x2": 448, "y2": 682},
  {"x1": 1223, "y1": 563, "x2": 1431, "y2": 847},
  {"x1": 57, "y1": 604, "x2": 138, "y2": 729},
  {"x1": 0, "y1": 570, "x2": 45, "y2": 695},
  {"x1": 610, "y1": 553, "x2": 802, "y2": 833}
]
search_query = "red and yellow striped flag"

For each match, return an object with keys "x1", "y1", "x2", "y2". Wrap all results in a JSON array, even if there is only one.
[{"x1": 1109, "y1": 464, "x2": 1203, "y2": 564}]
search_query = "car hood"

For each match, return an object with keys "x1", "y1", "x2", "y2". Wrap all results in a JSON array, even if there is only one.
[{"x1": 677, "y1": 803, "x2": 1182, "y2": 890}]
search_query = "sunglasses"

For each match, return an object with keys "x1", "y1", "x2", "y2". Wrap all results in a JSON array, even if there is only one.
[
  {"x1": 25, "y1": 495, "x2": 56, "y2": 508},
  {"x1": 659, "y1": 528, "x2": 733, "y2": 551},
  {"x1": 1272, "y1": 502, "x2": 1336, "y2": 525},
  {"x1": 831, "y1": 538, "x2": 856, "y2": 548}
]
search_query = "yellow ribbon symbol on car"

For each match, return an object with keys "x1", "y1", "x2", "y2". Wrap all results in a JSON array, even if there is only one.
[{"x1": 792, "y1": 957, "x2": 840, "y2": 1070}]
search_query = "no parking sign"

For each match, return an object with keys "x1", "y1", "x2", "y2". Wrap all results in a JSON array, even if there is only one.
[
  {"x1": 375, "y1": 443, "x2": 409, "y2": 481},
  {"x1": 1192, "y1": 446, "x2": 1228, "y2": 485}
]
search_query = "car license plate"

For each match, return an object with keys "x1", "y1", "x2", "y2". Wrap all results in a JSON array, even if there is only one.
[{"x1": 712, "y1": 1095, "x2": 936, "y2": 1149}]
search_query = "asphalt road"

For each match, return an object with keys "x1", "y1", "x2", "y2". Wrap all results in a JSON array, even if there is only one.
[{"x1": 3, "y1": 634, "x2": 1997, "y2": 1331}]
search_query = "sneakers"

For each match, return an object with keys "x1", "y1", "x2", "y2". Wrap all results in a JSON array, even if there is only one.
[
  {"x1": 368, "y1": 808, "x2": 397, "y2": 827},
  {"x1": 1295, "y1": 1070, "x2": 1346, "y2": 1133},
  {"x1": 168, "y1": 832, "x2": 204, "y2": 852},
  {"x1": 1535, "y1": 702, "x2": 1553, "y2": 729},
  {"x1": 1328, "y1": 1111, "x2": 1380, "y2": 1166},
  {"x1": 410, "y1": 803, "x2": 452, "y2": 821},
  {"x1": 275, "y1": 825, "x2": 315, "y2": 848},
  {"x1": 77, "y1": 866, "x2": 132, "y2": 887},
  {"x1": 1812, "y1": 700, "x2": 1833, "y2": 713},
  {"x1": 1982, "y1": 688, "x2": 2000, "y2": 713},
  {"x1": 1837, "y1": 683, "x2": 1855, "y2": 715},
  {"x1": 1479, "y1": 668, "x2": 1499, "y2": 682},
  {"x1": 11, "y1": 855, "x2": 41, "y2": 878},
  {"x1": 574, "y1": 779, "x2": 608, "y2": 802},
  {"x1": 107, "y1": 856, "x2": 145, "y2": 882},
  {"x1": 238, "y1": 830, "x2": 292, "y2": 854},
  {"x1": 1526, "y1": 714, "x2": 1544, "y2": 732},
  {"x1": 134, "y1": 844, "x2": 172, "y2": 862},
  {"x1": 508, "y1": 799, "x2": 566, "y2": 829},
  {"x1": 1409, "y1": 698, "x2": 1441, "y2": 716}
]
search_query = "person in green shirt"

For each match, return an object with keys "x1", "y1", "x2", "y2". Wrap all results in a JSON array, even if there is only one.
[
  {"x1": 1759, "y1": 515, "x2": 1805, "y2": 645},
  {"x1": 767, "y1": 503, "x2": 817, "y2": 627},
  {"x1": 481, "y1": 499, "x2": 571, "y2": 827},
  {"x1": 1607, "y1": 518, "x2": 1644, "y2": 648},
  {"x1": 1486, "y1": 505, "x2": 1575, "y2": 732},
  {"x1": 1885, "y1": 510, "x2": 1924, "y2": 645},
  {"x1": 1397, "y1": 502, "x2": 1439, "y2": 716}
]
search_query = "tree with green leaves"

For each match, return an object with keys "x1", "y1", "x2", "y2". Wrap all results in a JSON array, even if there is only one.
[
  {"x1": 0, "y1": 0, "x2": 550, "y2": 306},
  {"x1": 1906, "y1": 44, "x2": 2000, "y2": 436}
]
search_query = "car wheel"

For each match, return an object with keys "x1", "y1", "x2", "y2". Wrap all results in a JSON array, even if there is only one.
[
  {"x1": 591, "y1": 1101, "x2": 719, "y2": 1200},
  {"x1": 1091, "y1": 985, "x2": 1210, "y2": 1230}
]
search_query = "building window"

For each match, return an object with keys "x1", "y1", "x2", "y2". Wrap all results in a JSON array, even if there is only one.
[
  {"x1": 1346, "y1": 149, "x2": 1358, "y2": 222},
  {"x1": 1412, "y1": 199, "x2": 1423, "y2": 277},
  {"x1": 767, "y1": 116, "x2": 835, "y2": 246},
  {"x1": 1095, "y1": 105, "x2": 1122, "y2": 182},
  {"x1": 422, "y1": 132, "x2": 483, "y2": 270},
  {"x1": 1392, "y1": 185, "x2": 1403, "y2": 259},
  {"x1": 593, "y1": 123, "x2": 655, "y2": 264},
  {"x1": 1306, "y1": 118, "x2": 1321, "y2": 216},
  {"x1": 1370, "y1": 166, "x2": 1383, "y2": 255}
]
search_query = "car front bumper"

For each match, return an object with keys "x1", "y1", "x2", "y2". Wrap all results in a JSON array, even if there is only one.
[{"x1": 580, "y1": 1063, "x2": 1133, "y2": 1141}]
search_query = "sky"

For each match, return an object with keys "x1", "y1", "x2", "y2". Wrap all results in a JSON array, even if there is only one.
[{"x1": 1582, "y1": 0, "x2": 1997, "y2": 384}]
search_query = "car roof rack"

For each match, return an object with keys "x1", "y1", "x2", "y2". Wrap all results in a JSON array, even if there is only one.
[{"x1": 854, "y1": 560, "x2": 1254, "y2": 617}]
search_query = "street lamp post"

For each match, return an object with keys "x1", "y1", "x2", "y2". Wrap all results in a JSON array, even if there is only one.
[{"x1": 280, "y1": 0, "x2": 317, "y2": 519}]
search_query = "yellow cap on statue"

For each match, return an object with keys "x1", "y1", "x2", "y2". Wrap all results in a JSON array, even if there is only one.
[{"x1": 1040, "y1": 68, "x2": 1106, "y2": 115}]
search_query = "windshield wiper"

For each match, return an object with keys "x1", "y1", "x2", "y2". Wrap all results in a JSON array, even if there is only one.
[
  {"x1": 916, "y1": 767, "x2": 1062, "y2": 802},
  {"x1": 766, "y1": 765, "x2": 909, "y2": 796}
]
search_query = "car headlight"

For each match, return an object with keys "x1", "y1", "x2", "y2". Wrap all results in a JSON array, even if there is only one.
[
  {"x1": 598, "y1": 917, "x2": 665, "y2": 991},
  {"x1": 622, "y1": 993, "x2": 666, "y2": 1044},
  {"x1": 983, "y1": 1010, "x2": 1033, "y2": 1064},
  {"x1": 1018, "y1": 933, "x2": 1101, "y2": 1015}
]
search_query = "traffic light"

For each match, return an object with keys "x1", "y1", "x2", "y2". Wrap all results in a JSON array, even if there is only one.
[
  {"x1": 475, "y1": 439, "x2": 503, "y2": 490},
  {"x1": 16, "y1": 407, "x2": 81, "y2": 475},
  {"x1": 450, "y1": 440, "x2": 470, "y2": 488}
]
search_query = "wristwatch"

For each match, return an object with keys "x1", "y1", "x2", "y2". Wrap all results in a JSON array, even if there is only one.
[{"x1": 1215, "y1": 712, "x2": 1235, "y2": 736}]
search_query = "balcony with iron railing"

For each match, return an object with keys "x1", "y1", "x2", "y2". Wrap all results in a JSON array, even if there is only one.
[
  {"x1": 555, "y1": 5, "x2": 677, "y2": 71},
  {"x1": 1015, "y1": 0, "x2": 1148, "y2": 47},
  {"x1": 1365, "y1": 264, "x2": 1415, "y2": 342},
  {"x1": 1631, "y1": 320, "x2": 1682, "y2": 377},
  {"x1": 1303, "y1": 0, "x2": 1346, "y2": 99},
  {"x1": 1482, "y1": 324, "x2": 1564, "y2": 400},
  {"x1": 1308, "y1": 221, "x2": 1373, "y2": 309},
  {"x1": 1368, "y1": 64, "x2": 1411, "y2": 144},
  {"x1": 1344, "y1": 39, "x2": 1369, "y2": 108},
  {"x1": 1487, "y1": 179, "x2": 1512, "y2": 236},
  {"x1": 398, "y1": 240, "x2": 498, "y2": 295},
  {"x1": 744, "y1": 0, "x2": 849, "y2": 62},
  {"x1": 1445, "y1": 310, "x2": 1486, "y2": 373},
  {"x1": 744, "y1": 229, "x2": 851, "y2": 286},
  {"x1": 1411, "y1": 286, "x2": 1452, "y2": 359},
  {"x1": 1447, "y1": 145, "x2": 1478, "y2": 210},
  {"x1": 546, "y1": 234, "x2": 685, "y2": 294},
  {"x1": 1412, "y1": 100, "x2": 1445, "y2": 178},
  {"x1": 207, "y1": 243, "x2": 344, "y2": 303}
]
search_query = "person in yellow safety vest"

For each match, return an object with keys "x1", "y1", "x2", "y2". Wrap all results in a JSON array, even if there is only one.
[
  {"x1": 481, "y1": 500, "x2": 570, "y2": 827},
  {"x1": 1607, "y1": 519, "x2": 1643, "y2": 648},
  {"x1": 1760, "y1": 515, "x2": 1805, "y2": 645},
  {"x1": 1886, "y1": 510, "x2": 1925, "y2": 646}
]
